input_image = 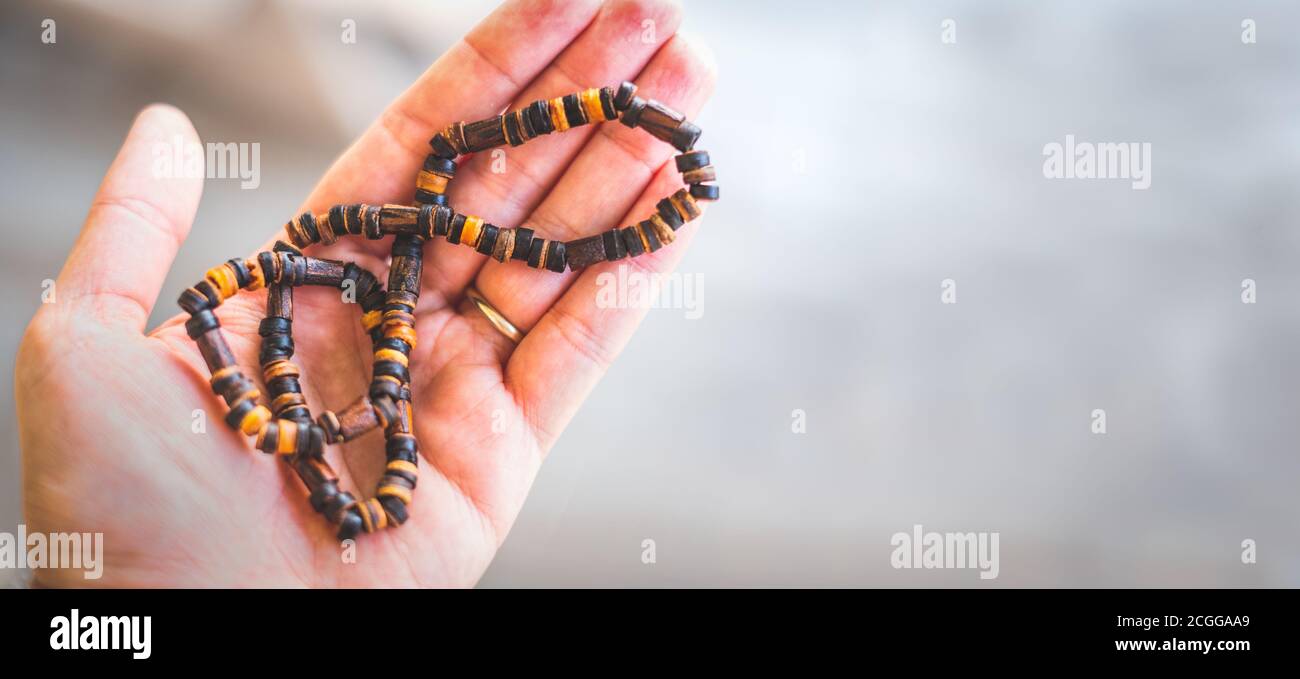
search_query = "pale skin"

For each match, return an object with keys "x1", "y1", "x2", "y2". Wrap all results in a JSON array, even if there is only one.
[{"x1": 16, "y1": 0, "x2": 715, "y2": 587}]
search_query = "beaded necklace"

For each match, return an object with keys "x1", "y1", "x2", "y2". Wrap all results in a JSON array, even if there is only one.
[{"x1": 177, "y1": 82, "x2": 719, "y2": 539}]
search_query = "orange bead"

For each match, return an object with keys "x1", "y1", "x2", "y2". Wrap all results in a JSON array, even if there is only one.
[
  {"x1": 581, "y1": 88, "x2": 606, "y2": 122},
  {"x1": 374, "y1": 348, "x2": 408, "y2": 367},
  {"x1": 384, "y1": 324, "x2": 417, "y2": 348},
  {"x1": 276, "y1": 420, "x2": 298, "y2": 455},
  {"x1": 239, "y1": 405, "x2": 272, "y2": 436},
  {"x1": 549, "y1": 96, "x2": 569, "y2": 132},
  {"x1": 378, "y1": 485, "x2": 412, "y2": 505}
]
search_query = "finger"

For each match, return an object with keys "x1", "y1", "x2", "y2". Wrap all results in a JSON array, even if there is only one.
[
  {"x1": 411, "y1": 0, "x2": 685, "y2": 311},
  {"x1": 470, "y1": 32, "x2": 715, "y2": 335},
  {"x1": 508, "y1": 159, "x2": 708, "y2": 450},
  {"x1": 289, "y1": 0, "x2": 606, "y2": 306},
  {"x1": 55, "y1": 104, "x2": 204, "y2": 333}
]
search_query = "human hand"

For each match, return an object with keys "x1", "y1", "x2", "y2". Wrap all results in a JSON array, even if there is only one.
[{"x1": 16, "y1": 0, "x2": 715, "y2": 587}]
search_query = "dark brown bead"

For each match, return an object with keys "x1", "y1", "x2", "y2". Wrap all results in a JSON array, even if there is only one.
[
  {"x1": 448, "y1": 213, "x2": 466, "y2": 244},
  {"x1": 266, "y1": 283, "x2": 293, "y2": 319},
  {"x1": 178, "y1": 287, "x2": 212, "y2": 315},
  {"x1": 379, "y1": 205, "x2": 420, "y2": 235},
  {"x1": 362, "y1": 205, "x2": 383, "y2": 239},
  {"x1": 381, "y1": 398, "x2": 409, "y2": 437},
  {"x1": 613, "y1": 81, "x2": 637, "y2": 110},
  {"x1": 210, "y1": 369, "x2": 245, "y2": 399},
  {"x1": 527, "y1": 100, "x2": 553, "y2": 135},
  {"x1": 675, "y1": 150, "x2": 710, "y2": 172},
  {"x1": 386, "y1": 434, "x2": 418, "y2": 463},
  {"x1": 414, "y1": 190, "x2": 443, "y2": 205},
  {"x1": 317, "y1": 410, "x2": 341, "y2": 443},
  {"x1": 545, "y1": 240, "x2": 567, "y2": 273},
  {"x1": 387, "y1": 240, "x2": 423, "y2": 295},
  {"x1": 379, "y1": 495, "x2": 409, "y2": 525},
  {"x1": 305, "y1": 424, "x2": 325, "y2": 458},
  {"x1": 431, "y1": 204, "x2": 453, "y2": 237},
  {"x1": 273, "y1": 240, "x2": 302, "y2": 256},
  {"x1": 476, "y1": 224, "x2": 499, "y2": 255},
  {"x1": 599, "y1": 86, "x2": 618, "y2": 120},
  {"x1": 336, "y1": 507, "x2": 363, "y2": 540},
  {"x1": 490, "y1": 228, "x2": 514, "y2": 262},
  {"x1": 385, "y1": 464, "x2": 417, "y2": 487},
  {"x1": 307, "y1": 480, "x2": 339, "y2": 512},
  {"x1": 296, "y1": 458, "x2": 338, "y2": 497},
  {"x1": 602, "y1": 228, "x2": 626, "y2": 261},
  {"x1": 517, "y1": 108, "x2": 537, "y2": 141},
  {"x1": 371, "y1": 395, "x2": 399, "y2": 427},
  {"x1": 224, "y1": 398, "x2": 257, "y2": 431},
  {"x1": 302, "y1": 257, "x2": 347, "y2": 287},
  {"x1": 671, "y1": 122, "x2": 701, "y2": 152},
  {"x1": 622, "y1": 226, "x2": 645, "y2": 257},
  {"x1": 619, "y1": 97, "x2": 647, "y2": 128},
  {"x1": 640, "y1": 220, "x2": 663, "y2": 252},
  {"x1": 296, "y1": 212, "x2": 320, "y2": 245},
  {"x1": 416, "y1": 190, "x2": 447, "y2": 206},
  {"x1": 527, "y1": 237, "x2": 547, "y2": 268},
  {"x1": 562, "y1": 93, "x2": 587, "y2": 128},
  {"x1": 512, "y1": 227, "x2": 534, "y2": 261},
  {"x1": 566, "y1": 235, "x2": 607, "y2": 270},
  {"x1": 258, "y1": 422, "x2": 280, "y2": 453},
  {"x1": 429, "y1": 132, "x2": 458, "y2": 158},
  {"x1": 503, "y1": 112, "x2": 525, "y2": 146},
  {"x1": 274, "y1": 253, "x2": 306, "y2": 286},
  {"x1": 441, "y1": 122, "x2": 468, "y2": 155},
  {"x1": 423, "y1": 155, "x2": 456, "y2": 176},
  {"x1": 370, "y1": 377, "x2": 402, "y2": 403},
  {"x1": 343, "y1": 204, "x2": 364, "y2": 235},
  {"x1": 417, "y1": 204, "x2": 434, "y2": 236},
  {"x1": 184, "y1": 309, "x2": 219, "y2": 339},
  {"x1": 196, "y1": 280, "x2": 222, "y2": 307},
  {"x1": 258, "y1": 250, "x2": 278, "y2": 280},
  {"x1": 689, "y1": 183, "x2": 720, "y2": 201},
  {"x1": 386, "y1": 290, "x2": 418, "y2": 310},
  {"x1": 329, "y1": 205, "x2": 347, "y2": 238},
  {"x1": 671, "y1": 188, "x2": 703, "y2": 221},
  {"x1": 682, "y1": 166, "x2": 716, "y2": 184},
  {"x1": 227, "y1": 258, "x2": 250, "y2": 288},
  {"x1": 462, "y1": 116, "x2": 507, "y2": 153},
  {"x1": 195, "y1": 328, "x2": 237, "y2": 374},
  {"x1": 334, "y1": 396, "x2": 383, "y2": 442},
  {"x1": 656, "y1": 198, "x2": 685, "y2": 230},
  {"x1": 635, "y1": 99, "x2": 687, "y2": 148}
]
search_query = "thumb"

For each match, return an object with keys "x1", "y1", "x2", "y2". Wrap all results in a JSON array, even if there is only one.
[{"x1": 55, "y1": 104, "x2": 204, "y2": 333}]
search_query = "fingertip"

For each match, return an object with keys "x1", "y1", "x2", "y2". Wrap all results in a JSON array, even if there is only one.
[
  {"x1": 137, "y1": 101, "x2": 187, "y2": 121},
  {"x1": 630, "y1": 32, "x2": 718, "y2": 115},
  {"x1": 517, "y1": 0, "x2": 604, "y2": 31},
  {"x1": 132, "y1": 103, "x2": 201, "y2": 144},
  {"x1": 670, "y1": 31, "x2": 719, "y2": 87},
  {"x1": 59, "y1": 101, "x2": 207, "y2": 331},
  {"x1": 604, "y1": 0, "x2": 684, "y2": 42},
  {"x1": 108, "y1": 102, "x2": 205, "y2": 215},
  {"x1": 615, "y1": 0, "x2": 684, "y2": 24}
]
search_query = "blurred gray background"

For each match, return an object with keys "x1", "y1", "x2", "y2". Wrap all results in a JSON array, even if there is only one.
[{"x1": 3, "y1": 0, "x2": 1298, "y2": 587}]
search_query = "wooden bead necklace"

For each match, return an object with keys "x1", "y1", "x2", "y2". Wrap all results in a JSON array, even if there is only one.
[{"x1": 177, "y1": 82, "x2": 718, "y2": 540}]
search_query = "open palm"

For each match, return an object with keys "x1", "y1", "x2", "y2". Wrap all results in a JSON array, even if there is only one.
[{"x1": 16, "y1": 0, "x2": 714, "y2": 587}]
